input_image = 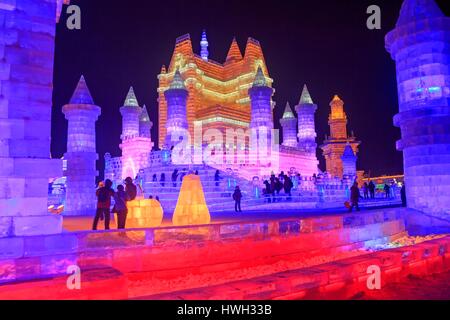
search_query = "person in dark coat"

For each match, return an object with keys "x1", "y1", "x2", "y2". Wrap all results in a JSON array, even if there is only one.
[
  {"x1": 283, "y1": 175, "x2": 293, "y2": 200},
  {"x1": 363, "y1": 182, "x2": 369, "y2": 199},
  {"x1": 93, "y1": 179, "x2": 114, "y2": 230},
  {"x1": 232, "y1": 186, "x2": 243, "y2": 212},
  {"x1": 368, "y1": 180, "x2": 376, "y2": 199},
  {"x1": 171, "y1": 169, "x2": 179, "y2": 187},
  {"x1": 113, "y1": 185, "x2": 128, "y2": 230},
  {"x1": 401, "y1": 183, "x2": 407, "y2": 207},
  {"x1": 349, "y1": 182, "x2": 361, "y2": 212},
  {"x1": 124, "y1": 177, "x2": 137, "y2": 201},
  {"x1": 214, "y1": 170, "x2": 221, "y2": 187},
  {"x1": 160, "y1": 173, "x2": 166, "y2": 187},
  {"x1": 263, "y1": 180, "x2": 272, "y2": 203},
  {"x1": 384, "y1": 184, "x2": 391, "y2": 199}
]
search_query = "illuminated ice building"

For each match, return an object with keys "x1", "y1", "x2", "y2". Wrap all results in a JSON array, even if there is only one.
[{"x1": 101, "y1": 32, "x2": 359, "y2": 211}]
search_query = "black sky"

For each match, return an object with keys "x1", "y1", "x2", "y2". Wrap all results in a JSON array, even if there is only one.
[{"x1": 51, "y1": 0, "x2": 450, "y2": 177}]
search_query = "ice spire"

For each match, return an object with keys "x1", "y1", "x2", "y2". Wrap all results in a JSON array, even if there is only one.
[
  {"x1": 169, "y1": 69, "x2": 186, "y2": 90},
  {"x1": 200, "y1": 29, "x2": 209, "y2": 61},
  {"x1": 299, "y1": 85, "x2": 313, "y2": 105},
  {"x1": 225, "y1": 37, "x2": 243, "y2": 62},
  {"x1": 252, "y1": 66, "x2": 267, "y2": 87},
  {"x1": 70, "y1": 75, "x2": 94, "y2": 105},
  {"x1": 282, "y1": 102, "x2": 295, "y2": 119},
  {"x1": 140, "y1": 104, "x2": 151, "y2": 123},
  {"x1": 124, "y1": 86, "x2": 139, "y2": 107}
]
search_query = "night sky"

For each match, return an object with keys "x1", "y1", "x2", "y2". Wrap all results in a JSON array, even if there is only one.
[{"x1": 51, "y1": 0, "x2": 450, "y2": 178}]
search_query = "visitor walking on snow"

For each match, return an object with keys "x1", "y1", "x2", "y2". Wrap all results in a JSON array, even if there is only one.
[
  {"x1": 233, "y1": 186, "x2": 243, "y2": 213},
  {"x1": 93, "y1": 179, "x2": 114, "y2": 230},
  {"x1": 112, "y1": 184, "x2": 128, "y2": 230},
  {"x1": 349, "y1": 182, "x2": 361, "y2": 212}
]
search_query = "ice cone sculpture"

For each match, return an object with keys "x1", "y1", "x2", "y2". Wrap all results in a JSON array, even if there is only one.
[{"x1": 172, "y1": 174, "x2": 211, "y2": 226}]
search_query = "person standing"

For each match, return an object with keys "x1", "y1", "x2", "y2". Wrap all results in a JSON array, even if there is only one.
[
  {"x1": 171, "y1": 169, "x2": 179, "y2": 188},
  {"x1": 384, "y1": 183, "x2": 391, "y2": 199},
  {"x1": 124, "y1": 177, "x2": 137, "y2": 201},
  {"x1": 233, "y1": 186, "x2": 243, "y2": 212},
  {"x1": 214, "y1": 170, "x2": 221, "y2": 187},
  {"x1": 349, "y1": 182, "x2": 361, "y2": 212},
  {"x1": 401, "y1": 183, "x2": 407, "y2": 207},
  {"x1": 160, "y1": 173, "x2": 166, "y2": 187},
  {"x1": 368, "y1": 180, "x2": 376, "y2": 199},
  {"x1": 283, "y1": 174, "x2": 293, "y2": 201},
  {"x1": 93, "y1": 179, "x2": 114, "y2": 230},
  {"x1": 363, "y1": 182, "x2": 369, "y2": 199},
  {"x1": 113, "y1": 184, "x2": 128, "y2": 230}
]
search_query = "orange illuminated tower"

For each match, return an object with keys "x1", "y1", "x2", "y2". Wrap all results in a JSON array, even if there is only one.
[
  {"x1": 157, "y1": 32, "x2": 273, "y2": 148},
  {"x1": 320, "y1": 95, "x2": 360, "y2": 178}
]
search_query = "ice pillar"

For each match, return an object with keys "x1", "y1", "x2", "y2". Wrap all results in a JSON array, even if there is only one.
[
  {"x1": 296, "y1": 85, "x2": 317, "y2": 155},
  {"x1": 62, "y1": 76, "x2": 101, "y2": 216},
  {"x1": 280, "y1": 102, "x2": 297, "y2": 148},
  {"x1": 0, "y1": 0, "x2": 65, "y2": 237},
  {"x1": 386, "y1": 0, "x2": 450, "y2": 215},
  {"x1": 164, "y1": 70, "x2": 189, "y2": 149}
]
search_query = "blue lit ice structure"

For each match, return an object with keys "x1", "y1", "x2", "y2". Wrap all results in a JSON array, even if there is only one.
[
  {"x1": 63, "y1": 76, "x2": 101, "y2": 216},
  {"x1": 386, "y1": 0, "x2": 450, "y2": 216}
]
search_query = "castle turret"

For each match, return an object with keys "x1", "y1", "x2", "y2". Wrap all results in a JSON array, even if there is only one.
[
  {"x1": 249, "y1": 67, "x2": 274, "y2": 158},
  {"x1": 139, "y1": 104, "x2": 153, "y2": 139},
  {"x1": 320, "y1": 95, "x2": 360, "y2": 178},
  {"x1": 164, "y1": 70, "x2": 189, "y2": 148},
  {"x1": 280, "y1": 102, "x2": 297, "y2": 147},
  {"x1": 341, "y1": 144, "x2": 357, "y2": 178},
  {"x1": 296, "y1": 85, "x2": 318, "y2": 154},
  {"x1": 200, "y1": 29, "x2": 209, "y2": 61},
  {"x1": 62, "y1": 76, "x2": 101, "y2": 216},
  {"x1": 386, "y1": 0, "x2": 450, "y2": 215},
  {"x1": 225, "y1": 37, "x2": 243, "y2": 64},
  {"x1": 119, "y1": 87, "x2": 153, "y2": 179},
  {"x1": 120, "y1": 87, "x2": 141, "y2": 139}
]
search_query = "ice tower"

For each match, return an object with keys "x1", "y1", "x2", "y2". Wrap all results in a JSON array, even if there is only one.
[
  {"x1": 164, "y1": 70, "x2": 189, "y2": 148},
  {"x1": 386, "y1": 0, "x2": 450, "y2": 215},
  {"x1": 320, "y1": 95, "x2": 360, "y2": 178},
  {"x1": 248, "y1": 67, "x2": 274, "y2": 162},
  {"x1": 0, "y1": 0, "x2": 67, "y2": 237},
  {"x1": 280, "y1": 102, "x2": 298, "y2": 147},
  {"x1": 120, "y1": 87, "x2": 153, "y2": 179},
  {"x1": 296, "y1": 85, "x2": 318, "y2": 155},
  {"x1": 63, "y1": 76, "x2": 101, "y2": 216}
]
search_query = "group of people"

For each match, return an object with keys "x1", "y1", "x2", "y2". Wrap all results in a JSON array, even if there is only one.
[
  {"x1": 93, "y1": 177, "x2": 137, "y2": 230},
  {"x1": 349, "y1": 181, "x2": 407, "y2": 212},
  {"x1": 262, "y1": 172, "x2": 294, "y2": 203}
]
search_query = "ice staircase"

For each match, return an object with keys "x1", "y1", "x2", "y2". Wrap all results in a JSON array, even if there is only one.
[{"x1": 141, "y1": 164, "x2": 322, "y2": 212}]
